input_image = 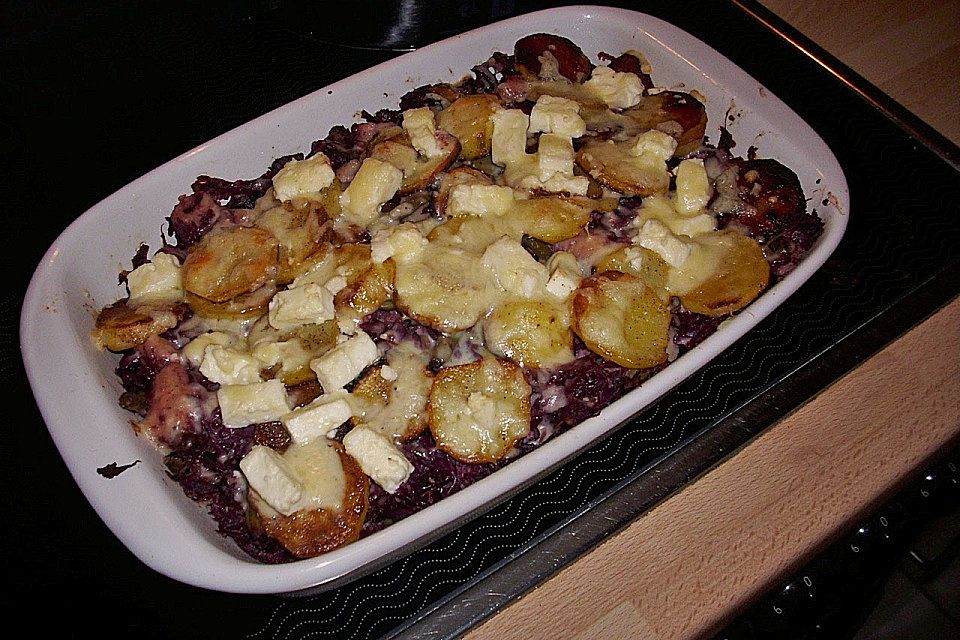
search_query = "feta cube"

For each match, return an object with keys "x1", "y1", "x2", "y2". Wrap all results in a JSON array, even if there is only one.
[
  {"x1": 342, "y1": 426, "x2": 413, "y2": 494},
  {"x1": 126, "y1": 253, "x2": 183, "y2": 307},
  {"x1": 490, "y1": 109, "x2": 530, "y2": 166},
  {"x1": 636, "y1": 219, "x2": 693, "y2": 268},
  {"x1": 369, "y1": 224, "x2": 428, "y2": 264},
  {"x1": 529, "y1": 95, "x2": 586, "y2": 138},
  {"x1": 239, "y1": 445, "x2": 304, "y2": 516},
  {"x1": 447, "y1": 184, "x2": 516, "y2": 217},
  {"x1": 281, "y1": 392, "x2": 354, "y2": 445},
  {"x1": 199, "y1": 345, "x2": 263, "y2": 385},
  {"x1": 583, "y1": 65, "x2": 645, "y2": 110},
  {"x1": 309, "y1": 331, "x2": 379, "y2": 391},
  {"x1": 218, "y1": 379, "x2": 292, "y2": 428},
  {"x1": 339, "y1": 158, "x2": 403, "y2": 227},
  {"x1": 268, "y1": 283, "x2": 335, "y2": 332},
  {"x1": 674, "y1": 159, "x2": 712, "y2": 214},
  {"x1": 402, "y1": 107, "x2": 442, "y2": 158},
  {"x1": 482, "y1": 237, "x2": 549, "y2": 298},
  {"x1": 545, "y1": 252, "x2": 583, "y2": 300},
  {"x1": 537, "y1": 133, "x2": 575, "y2": 182},
  {"x1": 627, "y1": 130, "x2": 678, "y2": 162},
  {"x1": 271, "y1": 153, "x2": 335, "y2": 202},
  {"x1": 182, "y1": 331, "x2": 236, "y2": 367}
]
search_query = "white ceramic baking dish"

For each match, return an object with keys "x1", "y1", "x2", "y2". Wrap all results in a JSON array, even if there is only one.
[{"x1": 21, "y1": 5, "x2": 848, "y2": 594}]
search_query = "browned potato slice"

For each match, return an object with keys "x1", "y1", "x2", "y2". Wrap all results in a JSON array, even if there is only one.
[
  {"x1": 182, "y1": 226, "x2": 279, "y2": 303},
  {"x1": 351, "y1": 344, "x2": 433, "y2": 441},
  {"x1": 334, "y1": 260, "x2": 394, "y2": 329},
  {"x1": 437, "y1": 94, "x2": 501, "y2": 160},
  {"x1": 293, "y1": 242, "x2": 373, "y2": 289},
  {"x1": 434, "y1": 167, "x2": 494, "y2": 216},
  {"x1": 369, "y1": 132, "x2": 461, "y2": 195},
  {"x1": 595, "y1": 245, "x2": 669, "y2": 296},
  {"x1": 576, "y1": 140, "x2": 671, "y2": 197},
  {"x1": 510, "y1": 197, "x2": 593, "y2": 243},
  {"x1": 623, "y1": 91, "x2": 707, "y2": 156},
  {"x1": 254, "y1": 203, "x2": 329, "y2": 285},
  {"x1": 393, "y1": 243, "x2": 495, "y2": 332},
  {"x1": 428, "y1": 357, "x2": 531, "y2": 463},
  {"x1": 93, "y1": 302, "x2": 185, "y2": 352},
  {"x1": 572, "y1": 271, "x2": 670, "y2": 368},
  {"x1": 185, "y1": 284, "x2": 275, "y2": 320},
  {"x1": 249, "y1": 440, "x2": 368, "y2": 559},
  {"x1": 678, "y1": 231, "x2": 770, "y2": 317},
  {"x1": 426, "y1": 215, "x2": 511, "y2": 254},
  {"x1": 248, "y1": 318, "x2": 339, "y2": 385},
  {"x1": 483, "y1": 297, "x2": 575, "y2": 368}
]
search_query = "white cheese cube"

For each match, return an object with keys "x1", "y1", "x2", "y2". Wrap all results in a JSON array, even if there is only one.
[
  {"x1": 268, "y1": 283, "x2": 335, "y2": 332},
  {"x1": 126, "y1": 253, "x2": 183, "y2": 307},
  {"x1": 545, "y1": 252, "x2": 584, "y2": 300},
  {"x1": 538, "y1": 174, "x2": 590, "y2": 196},
  {"x1": 199, "y1": 345, "x2": 263, "y2": 385},
  {"x1": 490, "y1": 109, "x2": 530, "y2": 166},
  {"x1": 583, "y1": 65, "x2": 645, "y2": 110},
  {"x1": 281, "y1": 392, "x2": 354, "y2": 445},
  {"x1": 674, "y1": 159, "x2": 712, "y2": 214},
  {"x1": 369, "y1": 224, "x2": 428, "y2": 264},
  {"x1": 447, "y1": 184, "x2": 516, "y2": 217},
  {"x1": 182, "y1": 331, "x2": 236, "y2": 367},
  {"x1": 309, "y1": 331, "x2": 379, "y2": 392},
  {"x1": 271, "y1": 153, "x2": 335, "y2": 202},
  {"x1": 529, "y1": 95, "x2": 586, "y2": 138},
  {"x1": 537, "y1": 133, "x2": 575, "y2": 182},
  {"x1": 636, "y1": 219, "x2": 693, "y2": 268},
  {"x1": 482, "y1": 237, "x2": 549, "y2": 298},
  {"x1": 239, "y1": 445, "x2": 304, "y2": 516},
  {"x1": 627, "y1": 130, "x2": 678, "y2": 161},
  {"x1": 402, "y1": 107, "x2": 442, "y2": 158},
  {"x1": 342, "y1": 426, "x2": 413, "y2": 494},
  {"x1": 323, "y1": 275, "x2": 348, "y2": 295},
  {"x1": 339, "y1": 158, "x2": 403, "y2": 227},
  {"x1": 218, "y1": 379, "x2": 291, "y2": 428}
]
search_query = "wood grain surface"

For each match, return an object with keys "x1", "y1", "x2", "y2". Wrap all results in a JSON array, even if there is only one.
[{"x1": 466, "y1": 1, "x2": 960, "y2": 638}]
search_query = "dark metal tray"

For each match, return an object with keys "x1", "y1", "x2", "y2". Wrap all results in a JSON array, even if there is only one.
[{"x1": 3, "y1": 1, "x2": 958, "y2": 637}]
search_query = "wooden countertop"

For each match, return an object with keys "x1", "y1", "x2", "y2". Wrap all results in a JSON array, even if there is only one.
[{"x1": 466, "y1": 1, "x2": 960, "y2": 638}]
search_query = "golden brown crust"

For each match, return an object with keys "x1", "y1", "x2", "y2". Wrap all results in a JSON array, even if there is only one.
[
  {"x1": 94, "y1": 302, "x2": 186, "y2": 351},
  {"x1": 252, "y1": 443, "x2": 369, "y2": 559},
  {"x1": 679, "y1": 232, "x2": 770, "y2": 317},
  {"x1": 182, "y1": 226, "x2": 279, "y2": 303}
]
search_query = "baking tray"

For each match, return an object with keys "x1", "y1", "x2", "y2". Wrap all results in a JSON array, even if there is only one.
[{"x1": 3, "y1": 0, "x2": 958, "y2": 637}]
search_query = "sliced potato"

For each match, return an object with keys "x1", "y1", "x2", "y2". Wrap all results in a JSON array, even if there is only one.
[
  {"x1": 370, "y1": 132, "x2": 461, "y2": 195},
  {"x1": 182, "y1": 226, "x2": 279, "y2": 303},
  {"x1": 93, "y1": 302, "x2": 185, "y2": 352},
  {"x1": 676, "y1": 231, "x2": 770, "y2": 317},
  {"x1": 254, "y1": 203, "x2": 329, "y2": 285},
  {"x1": 623, "y1": 91, "x2": 707, "y2": 156},
  {"x1": 351, "y1": 344, "x2": 433, "y2": 441},
  {"x1": 509, "y1": 196, "x2": 593, "y2": 243},
  {"x1": 437, "y1": 94, "x2": 501, "y2": 160},
  {"x1": 483, "y1": 297, "x2": 575, "y2": 368},
  {"x1": 595, "y1": 245, "x2": 669, "y2": 296},
  {"x1": 572, "y1": 271, "x2": 670, "y2": 368},
  {"x1": 334, "y1": 259, "x2": 395, "y2": 330},
  {"x1": 428, "y1": 357, "x2": 531, "y2": 463},
  {"x1": 185, "y1": 284, "x2": 275, "y2": 321},
  {"x1": 393, "y1": 243, "x2": 496, "y2": 332},
  {"x1": 434, "y1": 166, "x2": 494, "y2": 216},
  {"x1": 249, "y1": 440, "x2": 368, "y2": 559},
  {"x1": 292, "y1": 243, "x2": 373, "y2": 290},
  {"x1": 576, "y1": 140, "x2": 671, "y2": 197},
  {"x1": 249, "y1": 318, "x2": 339, "y2": 385}
]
